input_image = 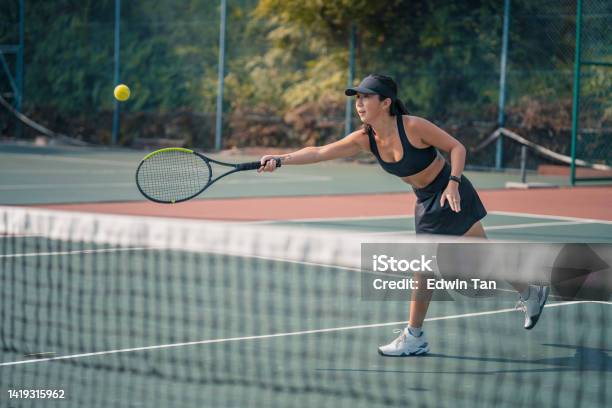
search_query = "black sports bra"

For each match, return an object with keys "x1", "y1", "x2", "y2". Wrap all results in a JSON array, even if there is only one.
[{"x1": 367, "y1": 115, "x2": 437, "y2": 177}]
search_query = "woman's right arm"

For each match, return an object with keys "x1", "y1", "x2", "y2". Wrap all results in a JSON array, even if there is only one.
[{"x1": 258, "y1": 131, "x2": 368, "y2": 172}]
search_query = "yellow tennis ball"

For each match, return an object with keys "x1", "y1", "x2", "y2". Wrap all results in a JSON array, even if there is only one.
[{"x1": 114, "y1": 84, "x2": 130, "y2": 101}]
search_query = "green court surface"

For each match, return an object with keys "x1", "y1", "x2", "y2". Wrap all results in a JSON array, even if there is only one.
[
  {"x1": 2, "y1": 0, "x2": 609, "y2": 403},
  {"x1": 266, "y1": 213, "x2": 612, "y2": 243},
  {"x1": 1, "y1": 212, "x2": 611, "y2": 407},
  {"x1": 0, "y1": 143, "x2": 572, "y2": 204},
  {"x1": 1, "y1": 143, "x2": 610, "y2": 407}
]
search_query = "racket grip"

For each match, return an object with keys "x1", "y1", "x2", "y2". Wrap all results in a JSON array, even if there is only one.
[{"x1": 238, "y1": 159, "x2": 282, "y2": 171}]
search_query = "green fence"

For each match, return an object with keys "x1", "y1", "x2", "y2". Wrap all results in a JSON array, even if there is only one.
[
  {"x1": 0, "y1": 1, "x2": 610, "y2": 184},
  {"x1": 571, "y1": 0, "x2": 612, "y2": 184}
]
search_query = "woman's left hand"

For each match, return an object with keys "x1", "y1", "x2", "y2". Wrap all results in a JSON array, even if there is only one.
[{"x1": 440, "y1": 182, "x2": 461, "y2": 212}]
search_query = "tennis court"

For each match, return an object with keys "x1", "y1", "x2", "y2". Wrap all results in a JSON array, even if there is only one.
[
  {"x1": 0, "y1": 143, "x2": 578, "y2": 205},
  {"x1": 1, "y1": 143, "x2": 611, "y2": 407},
  {"x1": 2, "y1": 0, "x2": 611, "y2": 406},
  {"x1": 0, "y1": 209, "x2": 610, "y2": 407}
]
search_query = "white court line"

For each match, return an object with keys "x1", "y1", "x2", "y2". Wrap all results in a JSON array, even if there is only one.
[
  {"x1": 0, "y1": 169, "x2": 124, "y2": 175},
  {"x1": 483, "y1": 220, "x2": 593, "y2": 231},
  {"x1": 489, "y1": 210, "x2": 612, "y2": 226},
  {"x1": 252, "y1": 207, "x2": 610, "y2": 226},
  {"x1": 6, "y1": 154, "x2": 135, "y2": 167},
  {"x1": 226, "y1": 175, "x2": 332, "y2": 184},
  {"x1": 249, "y1": 211, "x2": 612, "y2": 227},
  {"x1": 0, "y1": 176, "x2": 332, "y2": 191},
  {"x1": 255, "y1": 211, "x2": 610, "y2": 227},
  {"x1": 0, "y1": 301, "x2": 589, "y2": 368},
  {"x1": 360, "y1": 220, "x2": 593, "y2": 236},
  {"x1": 0, "y1": 183, "x2": 133, "y2": 190},
  {"x1": 0, "y1": 234, "x2": 42, "y2": 238},
  {"x1": 0, "y1": 246, "x2": 362, "y2": 274},
  {"x1": 248, "y1": 214, "x2": 414, "y2": 225},
  {"x1": 0, "y1": 247, "x2": 151, "y2": 259},
  {"x1": 357, "y1": 230, "x2": 416, "y2": 236},
  {"x1": 226, "y1": 172, "x2": 330, "y2": 181}
]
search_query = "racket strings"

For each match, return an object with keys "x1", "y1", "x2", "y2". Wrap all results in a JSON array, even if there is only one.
[{"x1": 137, "y1": 151, "x2": 211, "y2": 202}]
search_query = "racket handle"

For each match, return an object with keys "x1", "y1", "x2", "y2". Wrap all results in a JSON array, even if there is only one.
[{"x1": 238, "y1": 159, "x2": 282, "y2": 171}]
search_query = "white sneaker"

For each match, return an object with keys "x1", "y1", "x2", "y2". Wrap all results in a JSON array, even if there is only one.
[
  {"x1": 515, "y1": 285, "x2": 550, "y2": 330},
  {"x1": 378, "y1": 327, "x2": 429, "y2": 356}
]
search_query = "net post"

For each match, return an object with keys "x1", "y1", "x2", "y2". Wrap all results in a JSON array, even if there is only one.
[
  {"x1": 520, "y1": 145, "x2": 527, "y2": 183},
  {"x1": 570, "y1": 0, "x2": 583, "y2": 187}
]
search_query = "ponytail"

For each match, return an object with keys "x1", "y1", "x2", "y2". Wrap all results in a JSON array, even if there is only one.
[{"x1": 391, "y1": 98, "x2": 409, "y2": 116}]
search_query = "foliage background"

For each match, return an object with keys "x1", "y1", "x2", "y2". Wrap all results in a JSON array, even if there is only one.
[{"x1": 0, "y1": 0, "x2": 609, "y2": 168}]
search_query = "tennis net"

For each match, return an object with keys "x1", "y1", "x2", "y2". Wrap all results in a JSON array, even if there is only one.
[
  {"x1": 0, "y1": 206, "x2": 610, "y2": 407},
  {"x1": 471, "y1": 127, "x2": 612, "y2": 180}
]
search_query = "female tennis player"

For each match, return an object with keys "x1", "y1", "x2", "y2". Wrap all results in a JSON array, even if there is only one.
[{"x1": 258, "y1": 74, "x2": 549, "y2": 356}]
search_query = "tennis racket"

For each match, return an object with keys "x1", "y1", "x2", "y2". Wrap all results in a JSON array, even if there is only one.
[{"x1": 135, "y1": 147, "x2": 280, "y2": 204}]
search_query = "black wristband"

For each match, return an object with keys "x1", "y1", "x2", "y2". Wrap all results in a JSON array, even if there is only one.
[{"x1": 449, "y1": 175, "x2": 461, "y2": 184}]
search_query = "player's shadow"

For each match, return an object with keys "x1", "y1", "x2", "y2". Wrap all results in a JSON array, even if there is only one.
[
  {"x1": 316, "y1": 343, "x2": 611, "y2": 376},
  {"x1": 535, "y1": 343, "x2": 612, "y2": 371},
  {"x1": 427, "y1": 343, "x2": 611, "y2": 374}
]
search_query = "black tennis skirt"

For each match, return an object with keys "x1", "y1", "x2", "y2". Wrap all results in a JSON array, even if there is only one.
[{"x1": 413, "y1": 162, "x2": 487, "y2": 235}]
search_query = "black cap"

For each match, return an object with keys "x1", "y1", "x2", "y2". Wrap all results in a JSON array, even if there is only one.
[{"x1": 345, "y1": 74, "x2": 397, "y2": 100}]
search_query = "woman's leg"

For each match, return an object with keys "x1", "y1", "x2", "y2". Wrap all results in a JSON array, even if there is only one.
[
  {"x1": 381, "y1": 221, "x2": 494, "y2": 355},
  {"x1": 466, "y1": 221, "x2": 549, "y2": 329},
  {"x1": 408, "y1": 274, "x2": 433, "y2": 329},
  {"x1": 463, "y1": 219, "x2": 486, "y2": 238},
  {"x1": 408, "y1": 220, "x2": 487, "y2": 328},
  {"x1": 463, "y1": 221, "x2": 528, "y2": 293}
]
